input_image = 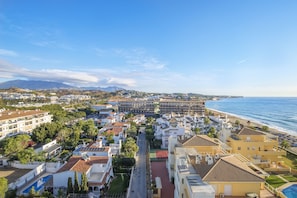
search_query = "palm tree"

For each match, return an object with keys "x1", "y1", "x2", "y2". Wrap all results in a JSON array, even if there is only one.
[{"x1": 281, "y1": 140, "x2": 289, "y2": 149}]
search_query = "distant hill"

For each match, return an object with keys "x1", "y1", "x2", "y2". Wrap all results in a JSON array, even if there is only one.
[
  {"x1": 0, "y1": 80, "x2": 124, "y2": 92},
  {"x1": 0, "y1": 80, "x2": 75, "y2": 90},
  {"x1": 81, "y1": 86, "x2": 124, "y2": 92}
]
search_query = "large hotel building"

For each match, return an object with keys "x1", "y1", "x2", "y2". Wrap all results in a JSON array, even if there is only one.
[
  {"x1": 118, "y1": 99, "x2": 205, "y2": 116},
  {"x1": 0, "y1": 109, "x2": 52, "y2": 139},
  {"x1": 159, "y1": 99, "x2": 205, "y2": 115}
]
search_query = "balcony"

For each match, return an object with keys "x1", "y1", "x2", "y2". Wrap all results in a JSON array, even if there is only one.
[{"x1": 257, "y1": 150, "x2": 286, "y2": 156}]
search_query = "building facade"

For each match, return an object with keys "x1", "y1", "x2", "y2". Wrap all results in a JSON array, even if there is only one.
[
  {"x1": 227, "y1": 127, "x2": 286, "y2": 169},
  {"x1": 0, "y1": 109, "x2": 52, "y2": 139},
  {"x1": 118, "y1": 99, "x2": 155, "y2": 115},
  {"x1": 159, "y1": 100, "x2": 205, "y2": 115}
]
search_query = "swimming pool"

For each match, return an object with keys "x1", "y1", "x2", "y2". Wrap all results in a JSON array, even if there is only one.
[
  {"x1": 282, "y1": 184, "x2": 297, "y2": 198},
  {"x1": 22, "y1": 175, "x2": 52, "y2": 194}
]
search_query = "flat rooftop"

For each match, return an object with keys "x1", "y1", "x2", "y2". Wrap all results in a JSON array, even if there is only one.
[{"x1": 0, "y1": 167, "x2": 32, "y2": 184}]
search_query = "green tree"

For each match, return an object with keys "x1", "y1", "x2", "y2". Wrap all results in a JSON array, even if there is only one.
[
  {"x1": 262, "y1": 125, "x2": 269, "y2": 132},
  {"x1": 74, "y1": 172, "x2": 80, "y2": 193},
  {"x1": 57, "y1": 128, "x2": 71, "y2": 143},
  {"x1": 194, "y1": 127, "x2": 200, "y2": 135},
  {"x1": 82, "y1": 119, "x2": 98, "y2": 137},
  {"x1": 4, "y1": 134, "x2": 30, "y2": 156},
  {"x1": 281, "y1": 140, "x2": 289, "y2": 149},
  {"x1": 29, "y1": 186, "x2": 38, "y2": 197},
  {"x1": 204, "y1": 117, "x2": 210, "y2": 125},
  {"x1": 235, "y1": 120, "x2": 240, "y2": 126},
  {"x1": 0, "y1": 177, "x2": 8, "y2": 198},
  {"x1": 17, "y1": 148, "x2": 35, "y2": 164},
  {"x1": 122, "y1": 137, "x2": 139, "y2": 157},
  {"x1": 57, "y1": 188, "x2": 65, "y2": 198},
  {"x1": 67, "y1": 177, "x2": 73, "y2": 194},
  {"x1": 207, "y1": 127, "x2": 217, "y2": 138},
  {"x1": 80, "y1": 172, "x2": 88, "y2": 193}
]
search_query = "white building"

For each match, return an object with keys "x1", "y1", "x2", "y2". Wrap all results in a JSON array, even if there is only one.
[
  {"x1": 154, "y1": 116, "x2": 185, "y2": 149},
  {"x1": 0, "y1": 109, "x2": 52, "y2": 139},
  {"x1": 53, "y1": 141, "x2": 113, "y2": 195}
]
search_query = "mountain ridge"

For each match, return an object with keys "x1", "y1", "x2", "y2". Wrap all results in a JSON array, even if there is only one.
[{"x1": 0, "y1": 80, "x2": 124, "y2": 92}]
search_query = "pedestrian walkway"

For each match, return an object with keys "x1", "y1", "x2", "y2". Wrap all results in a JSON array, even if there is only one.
[{"x1": 277, "y1": 174, "x2": 289, "y2": 183}]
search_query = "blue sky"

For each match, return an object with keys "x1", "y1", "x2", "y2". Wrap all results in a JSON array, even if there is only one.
[{"x1": 1, "y1": 0, "x2": 297, "y2": 96}]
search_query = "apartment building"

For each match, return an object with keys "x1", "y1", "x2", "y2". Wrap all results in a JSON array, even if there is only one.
[
  {"x1": 155, "y1": 117, "x2": 185, "y2": 149},
  {"x1": 159, "y1": 100, "x2": 205, "y2": 115},
  {"x1": 227, "y1": 127, "x2": 286, "y2": 169},
  {"x1": 167, "y1": 135, "x2": 223, "y2": 182},
  {"x1": 173, "y1": 147, "x2": 264, "y2": 198},
  {"x1": 118, "y1": 99, "x2": 155, "y2": 115},
  {"x1": 0, "y1": 109, "x2": 52, "y2": 139}
]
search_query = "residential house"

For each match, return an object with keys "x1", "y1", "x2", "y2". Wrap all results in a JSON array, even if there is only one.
[
  {"x1": 53, "y1": 141, "x2": 113, "y2": 195},
  {"x1": 227, "y1": 127, "x2": 286, "y2": 169}
]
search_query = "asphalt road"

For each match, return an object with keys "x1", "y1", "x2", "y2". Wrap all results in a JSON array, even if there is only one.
[{"x1": 129, "y1": 132, "x2": 147, "y2": 198}]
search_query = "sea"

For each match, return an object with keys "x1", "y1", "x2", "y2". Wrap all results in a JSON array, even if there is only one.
[{"x1": 205, "y1": 97, "x2": 297, "y2": 136}]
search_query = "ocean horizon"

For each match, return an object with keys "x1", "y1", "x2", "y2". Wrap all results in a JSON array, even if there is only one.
[{"x1": 205, "y1": 97, "x2": 297, "y2": 136}]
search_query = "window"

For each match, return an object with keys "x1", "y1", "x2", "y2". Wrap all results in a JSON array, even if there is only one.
[{"x1": 182, "y1": 178, "x2": 184, "y2": 184}]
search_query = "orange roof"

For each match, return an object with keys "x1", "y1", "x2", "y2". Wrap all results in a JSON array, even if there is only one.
[
  {"x1": 106, "y1": 127, "x2": 123, "y2": 136},
  {"x1": 57, "y1": 156, "x2": 108, "y2": 173}
]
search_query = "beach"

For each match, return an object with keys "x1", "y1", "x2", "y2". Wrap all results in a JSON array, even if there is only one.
[{"x1": 207, "y1": 108, "x2": 297, "y2": 147}]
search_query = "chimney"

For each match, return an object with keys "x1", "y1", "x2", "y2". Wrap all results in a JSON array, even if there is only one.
[
  {"x1": 207, "y1": 156, "x2": 214, "y2": 165},
  {"x1": 195, "y1": 155, "x2": 200, "y2": 164}
]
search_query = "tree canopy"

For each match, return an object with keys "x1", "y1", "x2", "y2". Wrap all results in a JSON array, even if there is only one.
[
  {"x1": 0, "y1": 177, "x2": 8, "y2": 198},
  {"x1": 122, "y1": 137, "x2": 139, "y2": 158}
]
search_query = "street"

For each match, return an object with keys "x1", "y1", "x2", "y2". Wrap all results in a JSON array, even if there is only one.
[{"x1": 129, "y1": 131, "x2": 147, "y2": 198}]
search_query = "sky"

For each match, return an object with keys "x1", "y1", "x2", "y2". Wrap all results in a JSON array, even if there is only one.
[{"x1": 1, "y1": 0, "x2": 297, "y2": 96}]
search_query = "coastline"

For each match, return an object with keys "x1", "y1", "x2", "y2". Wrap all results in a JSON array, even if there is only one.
[{"x1": 206, "y1": 108, "x2": 297, "y2": 146}]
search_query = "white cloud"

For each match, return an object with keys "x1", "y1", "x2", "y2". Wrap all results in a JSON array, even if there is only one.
[
  {"x1": 0, "y1": 59, "x2": 99, "y2": 85},
  {"x1": 111, "y1": 48, "x2": 167, "y2": 70},
  {"x1": 0, "y1": 48, "x2": 18, "y2": 56},
  {"x1": 105, "y1": 77, "x2": 136, "y2": 87}
]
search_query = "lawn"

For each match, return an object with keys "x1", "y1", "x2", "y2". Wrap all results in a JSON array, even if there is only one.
[
  {"x1": 266, "y1": 175, "x2": 287, "y2": 188},
  {"x1": 108, "y1": 173, "x2": 129, "y2": 193},
  {"x1": 281, "y1": 174, "x2": 297, "y2": 182}
]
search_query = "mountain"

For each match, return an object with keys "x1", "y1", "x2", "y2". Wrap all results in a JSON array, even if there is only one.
[
  {"x1": 0, "y1": 80, "x2": 125, "y2": 92},
  {"x1": 0, "y1": 80, "x2": 75, "y2": 90}
]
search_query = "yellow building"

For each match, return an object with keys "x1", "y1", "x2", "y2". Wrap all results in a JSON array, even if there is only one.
[
  {"x1": 169, "y1": 135, "x2": 265, "y2": 197},
  {"x1": 178, "y1": 135, "x2": 222, "y2": 155},
  {"x1": 174, "y1": 149, "x2": 264, "y2": 198},
  {"x1": 227, "y1": 127, "x2": 286, "y2": 168}
]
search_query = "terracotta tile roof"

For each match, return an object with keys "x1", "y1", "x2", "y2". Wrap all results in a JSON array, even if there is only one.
[
  {"x1": 57, "y1": 156, "x2": 108, "y2": 173},
  {"x1": 191, "y1": 155, "x2": 264, "y2": 182},
  {"x1": 238, "y1": 127, "x2": 265, "y2": 136},
  {"x1": 180, "y1": 135, "x2": 219, "y2": 147},
  {"x1": 106, "y1": 127, "x2": 123, "y2": 136},
  {"x1": 112, "y1": 122, "x2": 129, "y2": 127}
]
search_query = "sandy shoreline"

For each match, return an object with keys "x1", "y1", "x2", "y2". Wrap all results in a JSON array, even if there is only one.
[{"x1": 206, "y1": 108, "x2": 297, "y2": 146}]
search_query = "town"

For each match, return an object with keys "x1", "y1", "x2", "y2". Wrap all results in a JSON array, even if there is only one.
[{"x1": 0, "y1": 88, "x2": 296, "y2": 198}]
